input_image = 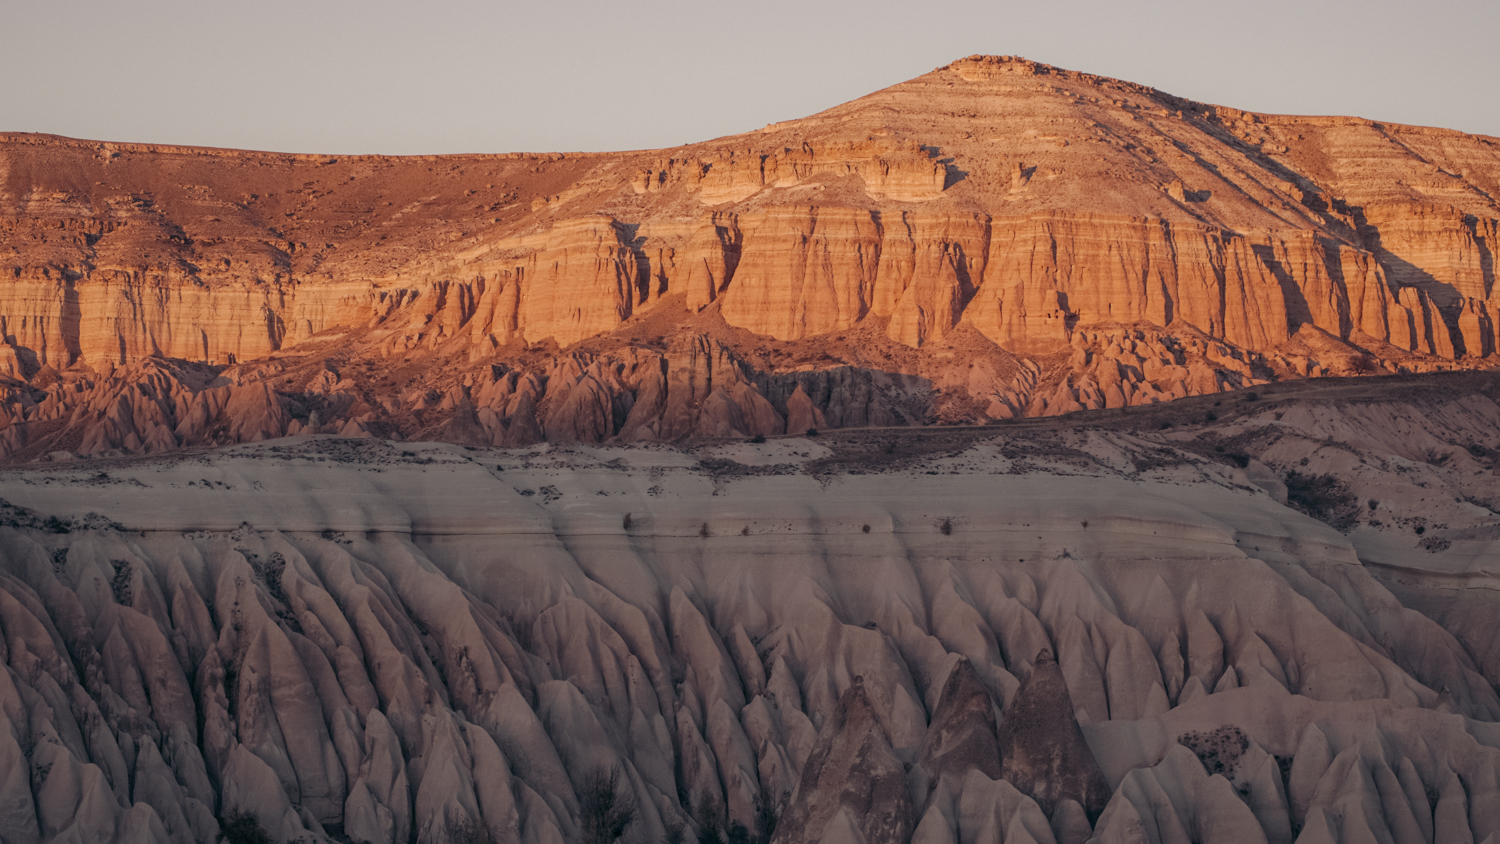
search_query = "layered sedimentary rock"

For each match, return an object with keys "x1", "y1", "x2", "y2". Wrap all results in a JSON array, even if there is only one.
[
  {"x1": 0, "y1": 378, "x2": 1497, "y2": 842},
  {"x1": 2, "y1": 55, "x2": 1499, "y2": 459}
]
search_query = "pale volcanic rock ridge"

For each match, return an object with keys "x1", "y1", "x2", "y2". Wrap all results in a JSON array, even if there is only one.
[
  {"x1": 0, "y1": 55, "x2": 1498, "y2": 459},
  {"x1": 0, "y1": 377, "x2": 1496, "y2": 841}
]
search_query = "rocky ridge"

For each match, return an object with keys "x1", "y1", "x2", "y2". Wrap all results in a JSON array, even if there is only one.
[
  {"x1": 1, "y1": 56, "x2": 1498, "y2": 459},
  {"x1": 0, "y1": 377, "x2": 1497, "y2": 841}
]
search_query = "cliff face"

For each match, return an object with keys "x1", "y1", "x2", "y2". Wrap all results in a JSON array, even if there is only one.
[
  {"x1": 1, "y1": 380, "x2": 1499, "y2": 843},
  {"x1": 2, "y1": 54, "x2": 1499, "y2": 458}
]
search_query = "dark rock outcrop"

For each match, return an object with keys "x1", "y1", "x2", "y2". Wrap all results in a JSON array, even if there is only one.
[
  {"x1": 916, "y1": 657, "x2": 1003, "y2": 785},
  {"x1": 997, "y1": 649, "x2": 1112, "y2": 819},
  {"x1": 770, "y1": 678, "x2": 914, "y2": 844}
]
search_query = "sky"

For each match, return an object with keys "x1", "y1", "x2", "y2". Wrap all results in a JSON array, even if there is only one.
[{"x1": 4, "y1": 0, "x2": 1497, "y2": 156}]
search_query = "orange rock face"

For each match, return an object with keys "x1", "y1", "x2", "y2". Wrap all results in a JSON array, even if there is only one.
[{"x1": 1, "y1": 54, "x2": 1498, "y2": 456}]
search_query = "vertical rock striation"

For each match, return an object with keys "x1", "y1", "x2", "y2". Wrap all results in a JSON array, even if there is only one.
[{"x1": 2, "y1": 55, "x2": 1499, "y2": 456}]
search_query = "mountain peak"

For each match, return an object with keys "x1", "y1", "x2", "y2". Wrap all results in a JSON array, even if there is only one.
[{"x1": 941, "y1": 54, "x2": 1058, "y2": 79}]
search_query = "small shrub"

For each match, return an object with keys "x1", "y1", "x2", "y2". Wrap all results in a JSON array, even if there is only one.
[
  {"x1": 753, "y1": 790, "x2": 787, "y2": 844},
  {"x1": 1246, "y1": 392, "x2": 1260, "y2": 401},
  {"x1": 805, "y1": 428, "x2": 819, "y2": 437},
  {"x1": 1227, "y1": 453, "x2": 1250, "y2": 469},
  {"x1": 1368, "y1": 499, "x2": 1379, "y2": 511},
  {"x1": 1414, "y1": 525, "x2": 1426, "y2": 535},
  {"x1": 1178, "y1": 725, "x2": 1250, "y2": 778},
  {"x1": 699, "y1": 522, "x2": 711, "y2": 538},
  {"x1": 695, "y1": 794, "x2": 726, "y2": 844},
  {"x1": 109, "y1": 559, "x2": 133, "y2": 605},
  {"x1": 750, "y1": 434, "x2": 766, "y2": 444},
  {"x1": 939, "y1": 518, "x2": 953, "y2": 536},
  {"x1": 861, "y1": 524, "x2": 871, "y2": 534},
  {"x1": 440, "y1": 809, "x2": 496, "y2": 844},
  {"x1": 1284, "y1": 471, "x2": 1359, "y2": 531},
  {"x1": 623, "y1": 513, "x2": 633, "y2": 530},
  {"x1": 1080, "y1": 520, "x2": 1089, "y2": 529},
  {"x1": 580, "y1": 768, "x2": 637, "y2": 844},
  {"x1": 1205, "y1": 412, "x2": 1218, "y2": 422},
  {"x1": 251, "y1": 552, "x2": 289, "y2": 604},
  {"x1": 1419, "y1": 535, "x2": 1451, "y2": 552},
  {"x1": 221, "y1": 811, "x2": 272, "y2": 844}
]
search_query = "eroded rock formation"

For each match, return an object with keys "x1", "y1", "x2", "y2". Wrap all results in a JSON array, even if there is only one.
[
  {"x1": 2, "y1": 55, "x2": 1499, "y2": 459},
  {"x1": 0, "y1": 377, "x2": 1496, "y2": 841},
  {"x1": 996, "y1": 650, "x2": 1112, "y2": 820}
]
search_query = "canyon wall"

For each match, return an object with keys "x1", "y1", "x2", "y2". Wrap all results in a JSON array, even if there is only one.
[
  {"x1": 0, "y1": 203, "x2": 1488, "y2": 369},
  {"x1": 2, "y1": 54, "x2": 1499, "y2": 458}
]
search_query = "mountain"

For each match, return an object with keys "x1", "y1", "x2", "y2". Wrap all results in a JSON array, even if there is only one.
[
  {"x1": 0, "y1": 54, "x2": 1496, "y2": 460},
  {"x1": 0, "y1": 372, "x2": 1498, "y2": 842}
]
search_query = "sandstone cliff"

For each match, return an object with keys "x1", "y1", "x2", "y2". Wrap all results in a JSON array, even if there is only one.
[{"x1": 2, "y1": 55, "x2": 1499, "y2": 458}]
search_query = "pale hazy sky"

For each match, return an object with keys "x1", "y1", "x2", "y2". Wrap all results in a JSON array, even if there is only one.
[{"x1": 3, "y1": 0, "x2": 1496, "y2": 155}]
